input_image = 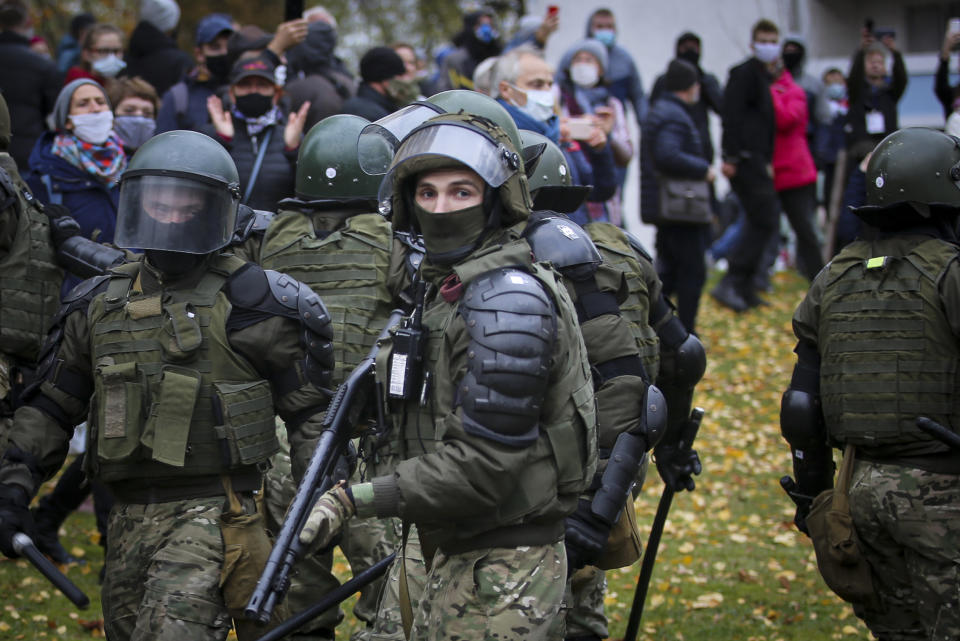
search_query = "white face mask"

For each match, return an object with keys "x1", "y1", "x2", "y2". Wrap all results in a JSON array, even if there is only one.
[
  {"x1": 753, "y1": 42, "x2": 780, "y2": 64},
  {"x1": 570, "y1": 62, "x2": 600, "y2": 88},
  {"x1": 69, "y1": 110, "x2": 114, "y2": 144},
  {"x1": 511, "y1": 85, "x2": 555, "y2": 122},
  {"x1": 91, "y1": 54, "x2": 127, "y2": 78}
]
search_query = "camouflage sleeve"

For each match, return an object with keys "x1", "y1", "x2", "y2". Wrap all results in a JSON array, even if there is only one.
[
  {"x1": 228, "y1": 315, "x2": 328, "y2": 481},
  {"x1": 0, "y1": 311, "x2": 93, "y2": 497}
]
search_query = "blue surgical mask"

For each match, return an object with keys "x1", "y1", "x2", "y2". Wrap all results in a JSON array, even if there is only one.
[
  {"x1": 753, "y1": 42, "x2": 780, "y2": 64},
  {"x1": 92, "y1": 54, "x2": 127, "y2": 78},
  {"x1": 113, "y1": 115, "x2": 156, "y2": 150},
  {"x1": 825, "y1": 83, "x2": 846, "y2": 101},
  {"x1": 593, "y1": 29, "x2": 616, "y2": 47},
  {"x1": 474, "y1": 23, "x2": 498, "y2": 44}
]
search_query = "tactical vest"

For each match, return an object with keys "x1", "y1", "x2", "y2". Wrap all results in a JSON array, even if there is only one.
[
  {"x1": 85, "y1": 256, "x2": 279, "y2": 483},
  {"x1": 819, "y1": 238, "x2": 960, "y2": 452},
  {"x1": 0, "y1": 157, "x2": 62, "y2": 363},
  {"x1": 377, "y1": 233, "x2": 598, "y2": 541},
  {"x1": 585, "y1": 222, "x2": 660, "y2": 381},
  {"x1": 260, "y1": 209, "x2": 394, "y2": 384}
]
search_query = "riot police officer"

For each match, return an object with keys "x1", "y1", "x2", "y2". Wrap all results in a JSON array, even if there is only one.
[
  {"x1": 0, "y1": 130, "x2": 335, "y2": 641},
  {"x1": 782, "y1": 127, "x2": 960, "y2": 640},
  {"x1": 300, "y1": 112, "x2": 597, "y2": 640}
]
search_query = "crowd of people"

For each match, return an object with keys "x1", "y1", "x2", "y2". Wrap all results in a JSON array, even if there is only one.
[{"x1": 0, "y1": 2, "x2": 959, "y2": 641}]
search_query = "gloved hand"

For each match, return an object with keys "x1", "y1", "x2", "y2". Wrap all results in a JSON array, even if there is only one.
[
  {"x1": 45, "y1": 204, "x2": 81, "y2": 247},
  {"x1": 655, "y1": 443, "x2": 702, "y2": 492},
  {"x1": 564, "y1": 499, "x2": 609, "y2": 572},
  {"x1": 299, "y1": 482, "x2": 355, "y2": 551},
  {"x1": 0, "y1": 484, "x2": 34, "y2": 558}
]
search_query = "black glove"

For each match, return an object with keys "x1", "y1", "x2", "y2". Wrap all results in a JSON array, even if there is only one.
[
  {"x1": 564, "y1": 499, "x2": 610, "y2": 572},
  {"x1": 655, "y1": 443, "x2": 702, "y2": 492},
  {"x1": 0, "y1": 484, "x2": 34, "y2": 558},
  {"x1": 44, "y1": 204, "x2": 81, "y2": 247}
]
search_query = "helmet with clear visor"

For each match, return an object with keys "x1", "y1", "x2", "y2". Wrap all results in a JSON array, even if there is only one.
[{"x1": 115, "y1": 130, "x2": 240, "y2": 254}]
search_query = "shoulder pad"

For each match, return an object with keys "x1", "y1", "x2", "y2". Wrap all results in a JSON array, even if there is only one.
[
  {"x1": 232, "y1": 205, "x2": 275, "y2": 244},
  {"x1": 265, "y1": 269, "x2": 333, "y2": 340},
  {"x1": 63, "y1": 274, "x2": 111, "y2": 305},
  {"x1": 458, "y1": 268, "x2": 557, "y2": 447},
  {"x1": 623, "y1": 229, "x2": 654, "y2": 264},
  {"x1": 0, "y1": 164, "x2": 16, "y2": 199},
  {"x1": 525, "y1": 216, "x2": 601, "y2": 281},
  {"x1": 394, "y1": 231, "x2": 425, "y2": 276}
]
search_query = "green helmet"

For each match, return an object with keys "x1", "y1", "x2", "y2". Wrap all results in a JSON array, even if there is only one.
[
  {"x1": 519, "y1": 129, "x2": 590, "y2": 213},
  {"x1": 426, "y1": 90, "x2": 523, "y2": 156},
  {"x1": 858, "y1": 127, "x2": 960, "y2": 226},
  {"x1": 297, "y1": 114, "x2": 386, "y2": 201},
  {"x1": 115, "y1": 130, "x2": 241, "y2": 254},
  {"x1": 381, "y1": 112, "x2": 533, "y2": 264},
  {"x1": 0, "y1": 92, "x2": 9, "y2": 152}
]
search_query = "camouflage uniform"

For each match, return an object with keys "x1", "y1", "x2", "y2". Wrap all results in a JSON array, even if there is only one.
[{"x1": 792, "y1": 233, "x2": 960, "y2": 640}]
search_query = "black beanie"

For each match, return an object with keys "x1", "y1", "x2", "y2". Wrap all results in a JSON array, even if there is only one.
[
  {"x1": 360, "y1": 46, "x2": 406, "y2": 83},
  {"x1": 664, "y1": 59, "x2": 699, "y2": 92}
]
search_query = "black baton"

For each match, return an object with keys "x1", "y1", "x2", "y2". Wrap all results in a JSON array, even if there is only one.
[{"x1": 12, "y1": 532, "x2": 89, "y2": 609}]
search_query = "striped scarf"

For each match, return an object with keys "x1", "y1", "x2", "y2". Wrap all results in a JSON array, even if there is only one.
[{"x1": 52, "y1": 132, "x2": 127, "y2": 187}]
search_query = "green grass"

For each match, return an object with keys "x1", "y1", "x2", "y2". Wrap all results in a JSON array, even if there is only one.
[{"x1": 0, "y1": 269, "x2": 871, "y2": 640}]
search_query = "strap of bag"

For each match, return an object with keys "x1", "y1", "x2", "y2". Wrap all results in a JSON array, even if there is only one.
[
  {"x1": 831, "y1": 444, "x2": 856, "y2": 512},
  {"x1": 398, "y1": 520, "x2": 413, "y2": 640},
  {"x1": 242, "y1": 126, "x2": 273, "y2": 205}
]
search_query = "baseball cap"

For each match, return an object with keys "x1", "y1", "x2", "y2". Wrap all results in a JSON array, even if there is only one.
[
  {"x1": 196, "y1": 13, "x2": 233, "y2": 45},
  {"x1": 230, "y1": 52, "x2": 277, "y2": 85}
]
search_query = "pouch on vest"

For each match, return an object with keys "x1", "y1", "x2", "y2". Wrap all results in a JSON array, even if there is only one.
[
  {"x1": 806, "y1": 444, "x2": 878, "y2": 608},
  {"x1": 141, "y1": 366, "x2": 201, "y2": 467},
  {"x1": 596, "y1": 494, "x2": 644, "y2": 570},
  {"x1": 94, "y1": 360, "x2": 145, "y2": 462},
  {"x1": 160, "y1": 301, "x2": 203, "y2": 362},
  {"x1": 546, "y1": 379, "x2": 598, "y2": 496},
  {"x1": 213, "y1": 380, "x2": 279, "y2": 467},
  {"x1": 219, "y1": 475, "x2": 287, "y2": 640}
]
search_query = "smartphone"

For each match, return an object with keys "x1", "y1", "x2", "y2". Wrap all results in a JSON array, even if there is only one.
[
  {"x1": 566, "y1": 117, "x2": 596, "y2": 141},
  {"x1": 950, "y1": 17, "x2": 960, "y2": 34},
  {"x1": 874, "y1": 27, "x2": 896, "y2": 41},
  {"x1": 547, "y1": 5, "x2": 559, "y2": 16}
]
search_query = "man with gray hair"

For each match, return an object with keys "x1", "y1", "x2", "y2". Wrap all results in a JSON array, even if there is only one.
[
  {"x1": 303, "y1": 4, "x2": 337, "y2": 29},
  {"x1": 492, "y1": 46, "x2": 560, "y2": 142}
]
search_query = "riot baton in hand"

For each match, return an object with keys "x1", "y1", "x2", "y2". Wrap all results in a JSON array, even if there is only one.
[
  {"x1": 11, "y1": 532, "x2": 89, "y2": 609},
  {"x1": 254, "y1": 552, "x2": 396, "y2": 641},
  {"x1": 623, "y1": 407, "x2": 704, "y2": 641}
]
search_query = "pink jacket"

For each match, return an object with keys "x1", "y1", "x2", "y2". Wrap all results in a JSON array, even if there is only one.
[{"x1": 770, "y1": 69, "x2": 817, "y2": 191}]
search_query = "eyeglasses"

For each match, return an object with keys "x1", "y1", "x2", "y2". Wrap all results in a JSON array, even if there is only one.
[{"x1": 91, "y1": 47, "x2": 123, "y2": 56}]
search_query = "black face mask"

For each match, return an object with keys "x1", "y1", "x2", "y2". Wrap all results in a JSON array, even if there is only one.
[
  {"x1": 677, "y1": 48, "x2": 700, "y2": 67},
  {"x1": 146, "y1": 250, "x2": 206, "y2": 278},
  {"x1": 205, "y1": 54, "x2": 231, "y2": 84},
  {"x1": 782, "y1": 50, "x2": 804, "y2": 73},
  {"x1": 234, "y1": 93, "x2": 273, "y2": 119}
]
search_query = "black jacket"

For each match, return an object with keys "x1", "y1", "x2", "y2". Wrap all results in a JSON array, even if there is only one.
[
  {"x1": 721, "y1": 57, "x2": 775, "y2": 164},
  {"x1": 340, "y1": 83, "x2": 398, "y2": 121},
  {"x1": 641, "y1": 94, "x2": 711, "y2": 224},
  {"x1": 203, "y1": 118, "x2": 297, "y2": 212},
  {"x1": 125, "y1": 21, "x2": 193, "y2": 98},
  {"x1": 845, "y1": 48, "x2": 906, "y2": 155},
  {"x1": 0, "y1": 31, "x2": 62, "y2": 168},
  {"x1": 651, "y1": 63, "x2": 723, "y2": 162}
]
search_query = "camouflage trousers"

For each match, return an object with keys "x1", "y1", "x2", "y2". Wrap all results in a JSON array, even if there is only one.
[
  {"x1": 102, "y1": 497, "x2": 233, "y2": 641},
  {"x1": 410, "y1": 541, "x2": 567, "y2": 641},
  {"x1": 848, "y1": 459, "x2": 960, "y2": 641},
  {"x1": 369, "y1": 524, "x2": 427, "y2": 641},
  {"x1": 558, "y1": 565, "x2": 609, "y2": 639}
]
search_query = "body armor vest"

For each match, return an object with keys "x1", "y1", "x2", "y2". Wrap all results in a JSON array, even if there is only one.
[
  {"x1": 86, "y1": 256, "x2": 279, "y2": 482},
  {"x1": 585, "y1": 222, "x2": 660, "y2": 381},
  {"x1": 819, "y1": 238, "x2": 960, "y2": 453},
  {"x1": 260, "y1": 209, "x2": 393, "y2": 384},
  {"x1": 378, "y1": 233, "x2": 598, "y2": 540},
  {"x1": 0, "y1": 157, "x2": 63, "y2": 363}
]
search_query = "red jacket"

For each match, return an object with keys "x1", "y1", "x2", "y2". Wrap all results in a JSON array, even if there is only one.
[{"x1": 770, "y1": 69, "x2": 816, "y2": 191}]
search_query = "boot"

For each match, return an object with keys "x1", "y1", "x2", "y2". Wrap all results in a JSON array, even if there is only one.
[{"x1": 710, "y1": 275, "x2": 748, "y2": 312}]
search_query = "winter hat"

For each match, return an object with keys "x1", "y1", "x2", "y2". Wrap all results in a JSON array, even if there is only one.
[
  {"x1": 664, "y1": 59, "x2": 699, "y2": 92},
  {"x1": 139, "y1": 0, "x2": 180, "y2": 34},
  {"x1": 359, "y1": 46, "x2": 405, "y2": 83},
  {"x1": 565, "y1": 38, "x2": 608, "y2": 74},
  {"x1": 53, "y1": 79, "x2": 109, "y2": 130}
]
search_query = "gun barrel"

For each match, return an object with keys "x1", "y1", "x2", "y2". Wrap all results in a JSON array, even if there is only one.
[
  {"x1": 916, "y1": 417, "x2": 960, "y2": 450},
  {"x1": 12, "y1": 533, "x2": 89, "y2": 609}
]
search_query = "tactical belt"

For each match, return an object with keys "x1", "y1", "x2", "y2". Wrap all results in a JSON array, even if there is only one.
[
  {"x1": 856, "y1": 451, "x2": 960, "y2": 475},
  {"x1": 437, "y1": 520, "x2": 564, "y2": 556},
  {"x1": 108, "y1": 471, "x2": 262, "y2": 504}
]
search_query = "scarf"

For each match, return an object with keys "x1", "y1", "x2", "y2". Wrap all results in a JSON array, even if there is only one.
[
  {"x1": 496, "y1": 98, "x2": 560, "y2": 144},
  {"x1": 52, "y1": 132, "x2": 127, "y2": 187},
  {"x1": 231, "y1": 104, "x2": 283, "y2": 138}
]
